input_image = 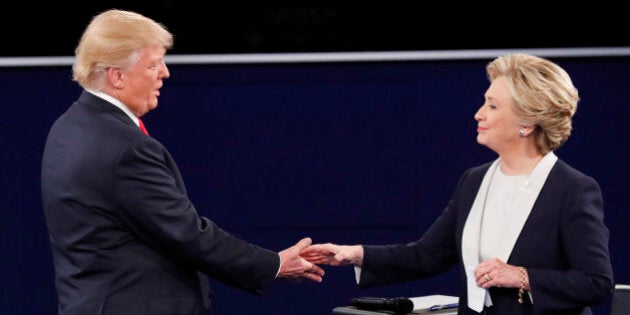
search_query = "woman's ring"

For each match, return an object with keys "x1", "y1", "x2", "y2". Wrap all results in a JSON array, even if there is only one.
[{"x1": 484, "y1": 273, "x2": 491, "y2": 282}]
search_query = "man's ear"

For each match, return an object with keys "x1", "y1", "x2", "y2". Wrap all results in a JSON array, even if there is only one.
[{"x1": 107, "y1": 67, "x2": 124, "y2": 89}]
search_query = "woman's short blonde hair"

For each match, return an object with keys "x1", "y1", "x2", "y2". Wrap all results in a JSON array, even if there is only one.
[
  {"x1": 486, "y1": 53, "x2": 579, "y2": 154},
  {"x1": 72, "y1": 9, "x2": 174, "y2": 91}
]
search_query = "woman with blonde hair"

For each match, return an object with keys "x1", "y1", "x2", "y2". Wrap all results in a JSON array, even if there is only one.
[{"x1": 302, "y1": 53, "x2": 614, "y2": 315}]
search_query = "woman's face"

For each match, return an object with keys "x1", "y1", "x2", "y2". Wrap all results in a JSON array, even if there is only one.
[{"x1": 474, "y1": 76, "x2": 522, "y2": 154}]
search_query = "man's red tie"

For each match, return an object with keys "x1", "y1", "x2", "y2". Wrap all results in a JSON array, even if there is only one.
[{"x1": 138, "y1": 118, "x2": 149, "y2": 136}]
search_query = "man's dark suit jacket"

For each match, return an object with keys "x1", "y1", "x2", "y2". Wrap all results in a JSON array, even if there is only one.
[
  {"x1": 41, "y1": 91, "x2": 280, "y2": 315},
  {"x1": 359, "y1": 159, "x2": 614, "y2": 315}
]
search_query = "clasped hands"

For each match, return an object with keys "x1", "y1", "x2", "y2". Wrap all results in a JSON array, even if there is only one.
[
  {"x1": 299, "y1": 242, "x2": 364, "y2": 267},
  {"x1": 278, "y1": 239, "x2": 364, "y2": 283}
]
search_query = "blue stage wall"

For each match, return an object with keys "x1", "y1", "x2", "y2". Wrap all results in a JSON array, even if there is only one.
[{"x1": 1, "y1": 55, "x2": 628, "y2": 314}]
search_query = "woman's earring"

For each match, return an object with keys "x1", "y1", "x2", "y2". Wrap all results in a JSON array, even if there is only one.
[{"x1": 519, "y1": 129, "x2": 526, "y2": 136}]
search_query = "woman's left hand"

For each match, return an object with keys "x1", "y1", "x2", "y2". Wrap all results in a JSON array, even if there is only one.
[{"x1": 473, "y1": 258, "x2": 527, "y2": 289}]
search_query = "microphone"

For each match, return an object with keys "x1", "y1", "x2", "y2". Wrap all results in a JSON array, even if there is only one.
[{"x1": 350, "y1": 297, "x2": 413, "y2": 313}]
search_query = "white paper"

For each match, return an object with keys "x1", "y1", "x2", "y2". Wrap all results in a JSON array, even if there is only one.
[{"x1": 409, "y1": 294, "x2": 458, "y2": 311}]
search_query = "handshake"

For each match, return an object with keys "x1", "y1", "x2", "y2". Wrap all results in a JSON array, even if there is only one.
[{"x1": 277, "y1": 237, "x2": 363, "y2": 282}]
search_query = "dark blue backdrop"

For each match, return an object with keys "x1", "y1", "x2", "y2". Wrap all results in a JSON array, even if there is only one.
[{"x1": 1, "y1": 55, "x2": 628, "y2": 314}]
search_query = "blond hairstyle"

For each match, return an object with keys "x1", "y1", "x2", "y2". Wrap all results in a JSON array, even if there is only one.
[
  {"x1": 72, "y1": 9, "x2": 173, "y2": 91},
  {"x1": 486, "y1": 53, "x2": 579, "y2": 154}
]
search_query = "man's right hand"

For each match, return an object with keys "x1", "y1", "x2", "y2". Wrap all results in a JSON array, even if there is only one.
[{"x1": 278, "y1": 237, "x2": 325, "y2": 282}]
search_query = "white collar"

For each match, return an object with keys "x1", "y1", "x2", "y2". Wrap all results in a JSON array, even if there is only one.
[{"x1": 86, "y1": 89, "x2": 139, "y2": 127}]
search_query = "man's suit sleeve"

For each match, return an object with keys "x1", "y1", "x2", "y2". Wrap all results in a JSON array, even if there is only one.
[{"x1": 114, "y1": 136, "x2": 279, "y2": 295}]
